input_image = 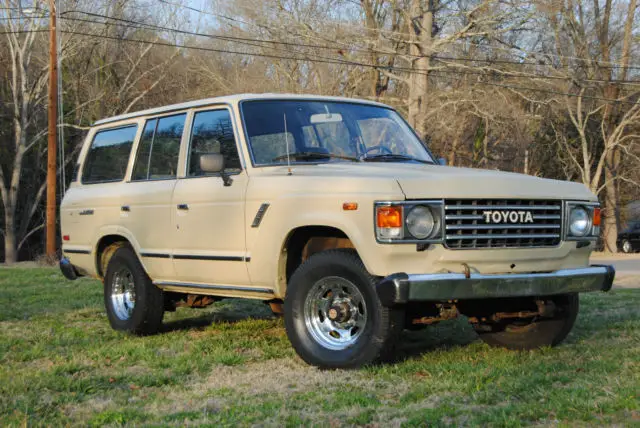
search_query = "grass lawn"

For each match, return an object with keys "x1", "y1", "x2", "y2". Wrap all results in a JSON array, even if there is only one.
[{"x1": 1, "y1": 268, "x2": 638, "y2": 426}]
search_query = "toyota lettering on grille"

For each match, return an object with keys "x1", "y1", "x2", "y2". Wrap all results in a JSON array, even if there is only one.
[{"x1": 482, "y1": 210, "x2": 534, "y2": 224}]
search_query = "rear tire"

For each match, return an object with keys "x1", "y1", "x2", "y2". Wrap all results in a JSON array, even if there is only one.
[
  {"x1": 474, "y1": 294, "x2": 579, "y2": 350},
  {"x1": 284, "y1": 249, "x2": 403, "y2": 369},
  {"x1": 104, "y1": 246, "x2": 164, "y2": 335},
  {"x1": 621, "y1": 239, "x2": 633, "y2": 253}
]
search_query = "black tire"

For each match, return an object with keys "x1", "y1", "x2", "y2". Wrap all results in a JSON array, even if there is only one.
[
  {"x1": 475, "y1": 294, "x2": 579, "y2": 350},
  {"x1": 104, "y1": 246, "x2": 164, "y2": 335},
  {"x1": 284, "y1": 249, "x2": 403, "y2": 369}
]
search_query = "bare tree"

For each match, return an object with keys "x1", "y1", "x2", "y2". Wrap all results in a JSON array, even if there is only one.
[
  {"x1": 0, "y1": 0, "x2": 49, "y2": 263},
  {"x1": 539, "y1": 0, "x2": 639, "y2": 251}
]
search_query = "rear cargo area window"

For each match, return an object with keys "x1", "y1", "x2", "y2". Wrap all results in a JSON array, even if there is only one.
[{"x1": 82, "y1": 125, "x2": 138, "y2": 184}]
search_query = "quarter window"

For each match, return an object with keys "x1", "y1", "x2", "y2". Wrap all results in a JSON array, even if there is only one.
[
  {"x1": 82, "y1": 125, "x2": 138, "y2": 184},
  {"x1": 132, "y1": 113, "x2": 186, "y2": 181},
  {"x1": 188, "y1": 109, "x2": 241, "y2": 176}
]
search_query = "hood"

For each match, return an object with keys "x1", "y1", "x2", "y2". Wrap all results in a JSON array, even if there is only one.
[
  {"x1": 256, "y1": 163, "x2": 596, "y2": 201},
  {"x1": 393, "y1": 164, "x2": 596, "y2": 201}
]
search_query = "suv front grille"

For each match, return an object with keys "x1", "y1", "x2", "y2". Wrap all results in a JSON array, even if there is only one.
[{"x1": 444, "y1": 199, "x2": 563, "y2": 249}]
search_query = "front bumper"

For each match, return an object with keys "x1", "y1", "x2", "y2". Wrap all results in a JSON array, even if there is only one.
[{"x1": 377, "y1": 265, "x2": 615, "y2": 306}]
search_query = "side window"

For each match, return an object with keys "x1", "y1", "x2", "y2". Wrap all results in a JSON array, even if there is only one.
[
  {"x1": 188, "y1": 109, "x2": 241, "y2": 176},
  {"x1": 132, "y1": 113, "x2": 185, "y2": 181},
  {"x1": 82, "y1": 125, "x2": 138, "y2": 184}
]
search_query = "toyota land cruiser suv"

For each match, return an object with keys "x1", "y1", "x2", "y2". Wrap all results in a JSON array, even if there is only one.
[{"x1": 60, "y1": 94, "x2": 615, "y2": 368}]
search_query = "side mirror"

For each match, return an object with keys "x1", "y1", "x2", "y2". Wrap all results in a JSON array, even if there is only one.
[
  {"x1": 200, "y1": 153, "x2": 225, "y2": 173},
  {"x1": 438, "y1": 157, "x2": 447, "y2": 166},
  {"x1": 199, "y1": 153, "x2": 232, "y2": 187}
]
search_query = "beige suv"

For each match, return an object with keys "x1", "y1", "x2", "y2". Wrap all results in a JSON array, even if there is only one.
[{"x1": 60, "y1": 94, "x2": 614, "y2": 368}]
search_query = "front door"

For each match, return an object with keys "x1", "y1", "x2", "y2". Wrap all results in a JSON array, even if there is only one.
[{"x1": 171, "y1": 108, "x2": 250, "y2": 286}]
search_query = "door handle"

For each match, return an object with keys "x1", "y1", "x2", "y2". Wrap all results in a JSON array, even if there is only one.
[
  {"x1": 121, "y1": 206, "x2": 130, "y2": 212},
  {"x1": 177, "y1": 204, "x2": 189, "y2": 211}
]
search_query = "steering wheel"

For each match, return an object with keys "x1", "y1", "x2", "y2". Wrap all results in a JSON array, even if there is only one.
[{"x1": 364, "y1": 145, "x2": 393, "y2": 156}]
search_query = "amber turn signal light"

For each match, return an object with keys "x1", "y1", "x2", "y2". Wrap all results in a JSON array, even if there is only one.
[
  {"x1": 593, "y1": 207, "x2": 601, "y2": 226},
  {"x1": 343, "y1": 202, "x2": 358, "y2": 211},
  {"x1": 377, "y1": 206, "x2": 403, "y2": 228}
]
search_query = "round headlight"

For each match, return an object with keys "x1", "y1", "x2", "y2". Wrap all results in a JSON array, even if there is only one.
[
  {"x1": 569, "y1": 206, "x2": 590, "y2": 237},
  {"x1": 406, "y1": 206, "x2": 436, "y2": 239}
]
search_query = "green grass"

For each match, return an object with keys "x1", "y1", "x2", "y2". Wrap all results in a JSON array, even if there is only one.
[{"x1": 1, "y1": 267, "x2": 638, "y2": 426}]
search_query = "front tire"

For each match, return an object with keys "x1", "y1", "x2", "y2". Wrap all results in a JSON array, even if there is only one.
[
  {"x1": 474, "y1": 294, "x2": 579, "y2": 350},
  {"x1": 621, "y1": 239, "x2": 633, "y2": 253},
  {"x1": 104, "y1": 246, "x2": 164, "y2": 335},
  {"x1": 284, "y1": 249, "x2": 403, "y2": 369}
]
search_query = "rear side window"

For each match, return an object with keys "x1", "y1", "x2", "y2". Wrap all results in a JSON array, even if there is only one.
[
  {"x1": 82, "y1": 125, "x2": 138, "y2": 184},
  {"x1": 132, "y1": 113, "x2": 186, "y2": 180}
]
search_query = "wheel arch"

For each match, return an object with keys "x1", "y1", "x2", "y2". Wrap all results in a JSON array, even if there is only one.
[
  {"x1": 277, "y1": 225, "x2": 357, "y2": 296},
  {"x1": 94, "y1": 229, "x2": 145, "y2": 279}
]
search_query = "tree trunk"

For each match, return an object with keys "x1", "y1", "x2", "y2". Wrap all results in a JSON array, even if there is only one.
[
  {"x1": 408, "y1": 55, "x2": 429, "y2": 137},
  {"x1": 3, "y1": 211, "x2": 17, "y2": 264},
  {"x1": 448, "y1": 133, "x2": 460, "y2": 166},
  {"x1": 407, "y1": 1, "x2": 433, "y2": 138},
  {"x1": 603, "y1": 157, "x2": 618, "y2": 253}
]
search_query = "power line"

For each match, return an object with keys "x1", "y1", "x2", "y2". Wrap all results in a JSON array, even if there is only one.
[
  {"x1": 442, "y1": 39, "x2": 640, "y2": 71},
  {"x1": 6, "y1": 11, "x2": 640, "y2": 89},
  {"x1": 58, "y1": 15, "x2": 640, "y2": 90},
  {"x1": 61, "y1": 11, "x2": 396, "y2": 57},
  {"x1": 0, "y1": 29, "x2": 48, "y2": 35},
  {"x1": 86, "y1": 3, "x2": 640, "y2": 73},
  {"x1": 0, "y1": 13, "x2": 48, "y2": 20},
  {"x1": 58, "y1": 13, "x2": 640, "y2": 87},
  {"x1": 155, "y1": 0, "x2": 640, "y2": 70},
  {"x1": 59, "y1": 29, "x2": 640, "y2": 105},
  {"x1": 433, "y1": 54, "x2": 640, "y2": 73}
]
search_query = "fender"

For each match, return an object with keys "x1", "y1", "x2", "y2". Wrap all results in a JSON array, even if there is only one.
[{"x1": 91, "y1": 225, "x2": 149, "y2": 278}]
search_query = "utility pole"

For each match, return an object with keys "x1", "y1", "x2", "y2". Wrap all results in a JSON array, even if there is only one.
[{"x1": 46, "y1": 0, "x2": 57, "y2": 258}]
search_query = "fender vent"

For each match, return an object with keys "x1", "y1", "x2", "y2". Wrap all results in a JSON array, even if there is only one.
[{"x1": 251, "y1": 203, "x2": 270, "y2": 228}]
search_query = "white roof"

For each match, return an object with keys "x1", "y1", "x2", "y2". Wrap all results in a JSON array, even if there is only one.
[{"x1": 93, "y1": 93, "x2": 393, "y2": 126}]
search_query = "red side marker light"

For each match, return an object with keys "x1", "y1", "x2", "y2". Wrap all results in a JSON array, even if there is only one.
[
  {"x1": 63, "y1": 235, "x2": 70, "y2": 241},
  {"x1": 592, "y1": 208, "x2": 601, "y2": 226}
]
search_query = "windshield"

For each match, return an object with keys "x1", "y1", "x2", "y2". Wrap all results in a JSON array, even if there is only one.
[{"x1": 241, "y1": 100, "x2": 434, "y2": 165}]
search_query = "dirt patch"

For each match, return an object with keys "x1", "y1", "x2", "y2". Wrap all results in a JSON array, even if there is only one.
[
  {"x1": 200, "y1": 358, "x2": 359, "y2": 395},
  {"x1": 63, "y1": 396, "x2": 115, "y2": 420},
  {"x1": 144, "y1": 357, "x2": 413, "y2": 418}
]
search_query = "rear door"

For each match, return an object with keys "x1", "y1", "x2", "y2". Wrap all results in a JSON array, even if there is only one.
[
  {"x1": 170, "y1": 107, "x2": 250, "y2": 286},
  {"x1": 119, "y1": 113, "x2": 187, "y2": 280}
]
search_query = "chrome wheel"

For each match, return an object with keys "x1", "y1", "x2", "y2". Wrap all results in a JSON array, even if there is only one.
[
  {"x1": 622, "y1": 240, "x2": 632, "y2": 253},
  {"x1": 304, "y1": 276, "x2": 367, "y2": 350},
  {"x1": 110, "y1": 267, "x2": 136, "y2": 320}
]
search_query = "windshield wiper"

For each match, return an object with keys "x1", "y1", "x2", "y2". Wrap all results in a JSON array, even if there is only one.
[
  {"x1": 362, "y1": 153, "x2": 432, "y2": 164},
  {"x1": 272, "y1": 152, "x2": 360, "y2": 162}
]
